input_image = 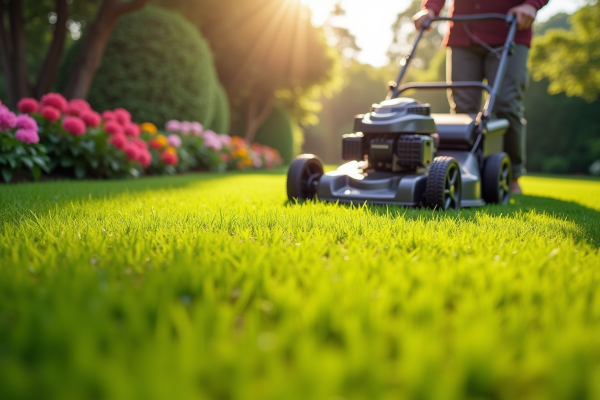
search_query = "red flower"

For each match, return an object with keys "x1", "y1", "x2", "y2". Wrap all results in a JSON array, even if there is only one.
[
  {"x1": 124, "y1": 122, "x2": 140, "y2": 138},
  {"x1": 109, "y1": 134, "x2": 128, "y2": 150},
  {"x1": 17, "y1": 98, "x2": 39, "y2": 114},
  {"x1": 124, "y1": 142, "x2": 140, "y2": 161},
  {"x1": 41, "y1": 106, "x2": 61, "y2": 122},
  {"x1": 62, "y1": 116, "x2": 87, "y2": 136},
  {"x1": 149, "y1": 138, "x2": 162, "y2": 150},
  {"x1": 80, "y1": 110, "x2": 101, "y2": 128},
  {"x1": 132, "y1": 138, "x2": 147, "y2": 149},
  {"x1": 160, "y1": 151, "x2": 178, "y2": 166},
  {"x1": 102, "y1": 110, "x2": 116, "y2": 121},
  {"x1": 113, "y1": 108, "x2": 131, "y2": 126},
  {"x1": 40, "y1": 93, "x2": 67, "y2": 112},
  {"x1": 139, "y1": 151, "x2": 152, "y2": 168},
  {"x1": 220, "y1": 153, "x2": 229, "y2": 163},
  {"x1": 104, "y1": 120, "x2": 123, "y2": 136},
  {"x1": 66, "y1": 99, "x2": 91, "y2": 116}
]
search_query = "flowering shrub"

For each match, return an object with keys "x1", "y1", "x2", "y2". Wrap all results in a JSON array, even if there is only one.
[
  {"x1": 0, "y1": 102, "x2": 50, "y2": 182},
  {"x1": 2, "y1": 94, "x2": 283, "y2": 183}
]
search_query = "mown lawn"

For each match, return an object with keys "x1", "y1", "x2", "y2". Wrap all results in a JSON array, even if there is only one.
[{"x1": 1, "y1": 171, "x2": 599, "y2": 400}]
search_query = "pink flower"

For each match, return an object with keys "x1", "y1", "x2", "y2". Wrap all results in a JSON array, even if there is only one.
[
  {"x1": 220, "y1": 153, "x2": 229, "y2": 163},
  {"x1": 139, "y1": 151, "x2": 152, "y2": 168},
  {"x1": 219, "y1": 134, "x2": 231, "y2": 145},
  {"x1": 40, "y1": 93, "x2": 67, "y2": 112},
  {"x1": 104, "y1": 120, "x2": 123, "y2": 136},
  {"x1": 253, "y1": 156, "x2": 262, "y2": 169},
  {"x1": 0, "y1": 108, "x2": 17, "y2": 130},
  {"x1": 191, "y1": 122, "x2": 203, "y2": 136},
  {"x1": 180, "y1": 121, "x2": 192, "y2": 135},
  {"x1": 124, "y1": 123, "x2": 140, "y2": 138},
  {"x1": 17, "y1": 98, "x2": 39, "y2": 114},
  {"x1": 41, "y1": 106, "x2": 61, "y2": 122},
  {"x1": 113, "y1": 108, "x2": 131, "y2": 126},
  {"x1": 102, "y1": 110, "x2": 116, "y2": 121},
  {"x1": 167, "y1": 134, "x2": 182, "y2": 148},
  {"x1": 62, "y1": 116, "x2": 87, "y2": 136},
  {"x1": 165, "y1": 120, "x2": 181, "y2": 133},
  {"x1": 15, "y1": 114, "x2": 38, "y2": 131},
  {"x1": 109, "y1": 134, "x2": 128, "y2": 150},
  {"x1": 66, "y1": 99, "x2": 91, "y2": 116},
  {"x1": 132, "y1": 138, "x2": 147, "y2": 149},
  {"x1": 15, "y1": 129, "x2": 39, "y2": 144},
  {"x1": 203, "y1": 134, "x2": 222, "y2": 151},
  {"x1": 124, "y1": 142, "x2": 140, "y2": 161},
  {"x1": 80, "y1": 111, "x2": 101, "y2": 128}
]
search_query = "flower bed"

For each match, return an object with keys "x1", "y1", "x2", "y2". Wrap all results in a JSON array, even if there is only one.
[{"x1": 0, "y1": 93, "x2": 283, "y2": 183}]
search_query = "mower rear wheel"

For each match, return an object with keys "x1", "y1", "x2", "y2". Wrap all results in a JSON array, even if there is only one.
[
  {"x1": 482, "y1": 152, "x2": 512, "y2": 204},
  {"x1": 287, "y1": 154, "x2": 324, "y2": 201},
  {"x1": 425, "y1": 156, "x2": 461, "y2": 210}
]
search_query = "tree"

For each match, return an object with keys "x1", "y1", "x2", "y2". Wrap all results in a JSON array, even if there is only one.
[
  {"x1": 388, "y1": 0, "x2": 445, "y2": 71},
  {"x1": 530, "y1": 1, "x2": 600, "y2": 101},
  {"x1": 0, "y1": 0, "x2": 147, "y2": 107},
  {"x1": 157, "y1": 0, "x2": 340, "y2": 142}
]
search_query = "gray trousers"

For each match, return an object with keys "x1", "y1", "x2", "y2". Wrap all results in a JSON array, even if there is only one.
[{"x1": 447, "y1": 45, "x2": 529, "y2": 178}]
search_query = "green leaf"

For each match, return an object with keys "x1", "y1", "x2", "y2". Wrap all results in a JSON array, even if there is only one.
[
  {"x1": 32, "y1": 165, "x2": 41, "y2": 181},
  {"x1": 74, "y1": 165, "x2": 86, "y2": 180},
  {"x1": 60, "y1": 157, "x2": 74, "y2": 168},
  {"x1": 21, "y1": 157, "x2": 34, "y2": 169},
  {"x1": 1, "y1": 167, "x2": 12, "y2": 183},
  {"x1": 48, "y1": 135, "x2": 62, "y2": 144},
  {"x1": 89, "y1": 158, "x2": 99, "y2": 169}
]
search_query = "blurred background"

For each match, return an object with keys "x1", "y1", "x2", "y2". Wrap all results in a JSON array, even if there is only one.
[{"x1": 1, "y1": 0, "x2": 598, "y2": 175}]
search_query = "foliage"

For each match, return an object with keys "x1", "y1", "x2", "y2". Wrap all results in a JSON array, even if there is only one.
[
  {"x1": 208, "y1": 84, "x2": 231, "y2": 135},
  {"x1": 254, "y1": 106, "x2": 295, "y2": 164},
  {"x1": 0, "y1": 107, "x2": 50, "y2": 183},
  {"x1": 0, "y1": 174, "x2": 599, "y2": 399},
  {"x1": 156, "y1": 0, "x2": 341, "y2": 138},
  {"x1": 530, "y1": 1, "x2": 600, "y2": 101},
  {"x1": 62, "y1": 6, "x2": 219, "y2": 127}
]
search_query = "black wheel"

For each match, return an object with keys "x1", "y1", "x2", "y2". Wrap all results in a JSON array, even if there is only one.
[
  {"x1": 286, "y1": 154, "x2": 324, "y2": 201},
  {"x1": 482, "y1": 152, "x2": 512, "y2": 204},
  {"x1": 425, "y1": 156, "x2": 461, "y2": 210}
]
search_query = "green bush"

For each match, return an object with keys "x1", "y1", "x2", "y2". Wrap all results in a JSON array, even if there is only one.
[
  {"x1": 542, "y1": 156, "x2": 570, "y2": 174},
  {"x1": 254, "y1": 106, "x2": 295, "y2": 163},
  {"x1": 208, "y1": 84, "x2": 231, "y2": 134},
  {"x1": 59, "y1": 6, "x2": 218, "y2": 126}
]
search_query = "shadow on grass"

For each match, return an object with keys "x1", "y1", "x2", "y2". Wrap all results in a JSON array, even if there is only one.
[{"x1": 296, "y1": 194, "x2": 600, "y2": 245}]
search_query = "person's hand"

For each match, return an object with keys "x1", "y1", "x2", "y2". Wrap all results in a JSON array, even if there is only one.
[
  {"x1": 508, "y1": 3, "x2": 537, "y2": 30},
  {"x1": 413, "y1": 8, "x2": 436, "y2": 31}
]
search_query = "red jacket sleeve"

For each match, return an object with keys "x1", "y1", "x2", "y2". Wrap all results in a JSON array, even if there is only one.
[
  {"x1": 523, "y1": 0, "x2": 549, "y2": 10},
  {"x1": 421, "y1": 0, "x2": 445, "y2": 15}
]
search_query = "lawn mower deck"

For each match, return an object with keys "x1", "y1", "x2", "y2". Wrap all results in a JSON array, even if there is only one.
[{"x1": 287, "y1": 13, "x2": 518, "y2": 210}]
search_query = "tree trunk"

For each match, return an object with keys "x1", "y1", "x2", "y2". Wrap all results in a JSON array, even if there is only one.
[
  {"x1": 0, "y1": 3, "x2": 17, "y2": 107},
  {"x1": 34, "y1": 0, "x2": 68, "y2": 98},
  {"x1": 8, "y1": 0, "x2": 30, "y2": 100},
  {"x1": 63, "y1": 0, "x2": 148, "y2": 100},
  {"x1": 243, "y1": 88, "x2": 274, "y2": 142}
]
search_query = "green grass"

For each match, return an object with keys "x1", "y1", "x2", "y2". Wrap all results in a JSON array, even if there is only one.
[{"x1": 1, "y1": 171, "x2": 599, "y2": 400}]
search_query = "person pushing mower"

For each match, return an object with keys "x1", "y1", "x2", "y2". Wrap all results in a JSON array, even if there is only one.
[{"x1": 413, "y1": 0, "x2": 548, "y2": 194}]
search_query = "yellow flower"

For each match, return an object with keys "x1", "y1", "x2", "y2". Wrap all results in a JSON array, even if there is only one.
[
  {"x1": 155, "y1": 134, "x2": 168, "y2": 147},
  {"x1": 164, "y1": 146, "x2": 177, "y2": 155},
  {"x1": 140, "y1": 122, "x2": 158, "y2": 135}
]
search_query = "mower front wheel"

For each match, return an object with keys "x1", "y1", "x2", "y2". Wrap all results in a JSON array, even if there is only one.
[
  {"x1": 287, "y1": 154, "x2": 324, "y2": 201},
  {"x1": 425, "y1": 156, "x2": 462, "y2": 210},
  {"x1": 482, "y1": 152, "x2": 512, "y2": 204}
]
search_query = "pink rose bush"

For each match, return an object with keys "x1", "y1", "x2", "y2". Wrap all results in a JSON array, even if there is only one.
[{"x1": 2, "y1": 94, "x2": 283, "y2": 183}]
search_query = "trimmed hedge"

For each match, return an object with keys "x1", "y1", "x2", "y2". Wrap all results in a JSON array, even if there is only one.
[
  {"x1": 254, "y1": 106, "x2": 295, "y2": 163},
  {"x1": 209, "y1": 84, "x2": 231, "y2": 134},
  {"x1": 59, "y1": 6, "x2": 219, "y2": 127}
]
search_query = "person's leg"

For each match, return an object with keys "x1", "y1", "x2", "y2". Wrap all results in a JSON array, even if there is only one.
[
  {"x1": 484, "y1": 45, "x2": 530, "y2": 193},
  {"x1": 447, "y1": 46, "x2": 485, "y2": 114}
]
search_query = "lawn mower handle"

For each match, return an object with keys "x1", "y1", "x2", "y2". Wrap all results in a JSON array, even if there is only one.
[{"x1": 388, "y1": 13, "x2": 518, "y2": 119}]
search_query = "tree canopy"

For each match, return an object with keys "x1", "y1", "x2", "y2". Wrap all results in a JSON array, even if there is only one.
[{"x1": 530, "y1": 1, "x2": 600, "y2": 101}]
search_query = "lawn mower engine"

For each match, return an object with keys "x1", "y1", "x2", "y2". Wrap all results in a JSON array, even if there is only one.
[{"x1": 342, "y1": 97, "x2": 437, "y2": 172}]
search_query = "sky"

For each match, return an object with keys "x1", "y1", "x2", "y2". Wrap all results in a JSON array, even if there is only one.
[{"x1": 301, "y1": 0, "x2": 586, "y2": 67}]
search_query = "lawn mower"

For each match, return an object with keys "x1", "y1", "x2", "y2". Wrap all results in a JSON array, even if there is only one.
[{"x1": 287, "y1": 13, "x2": 518, "y2": 210}]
